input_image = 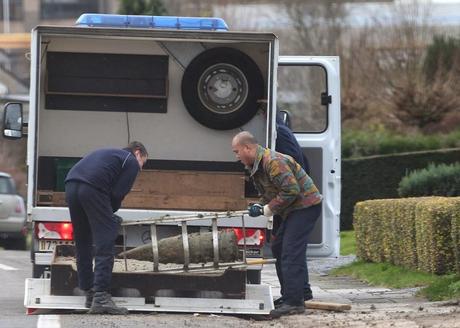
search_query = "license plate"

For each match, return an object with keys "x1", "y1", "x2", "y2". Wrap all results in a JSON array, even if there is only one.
[
  {"x1": 245, "y1": 248, "x2": 262, "y2": 257},
  {"x1": 38, "y1": 240, "x2": 74, "y2": 251}
]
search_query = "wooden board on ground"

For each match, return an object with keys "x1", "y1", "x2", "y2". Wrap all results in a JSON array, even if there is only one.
[{"x1": 305, "y1": 300, "x2": 352, "y2": 312}]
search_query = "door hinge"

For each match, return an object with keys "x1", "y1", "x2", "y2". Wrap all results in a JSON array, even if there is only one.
[{"x1": 321, "y1": 92, "x2": 332, "y2": 105}]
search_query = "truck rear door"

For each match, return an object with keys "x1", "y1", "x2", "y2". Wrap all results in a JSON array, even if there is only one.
[{"x1": 277, "y1": 56, "x2": 341, "y2": 257}]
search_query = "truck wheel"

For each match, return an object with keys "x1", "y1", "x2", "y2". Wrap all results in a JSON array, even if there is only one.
[
  {"x1": 181, "y1": 47, "x2": 264, "y2": 130},
  {"x1": 3, "y1": 236, "x2": 27, "y2": 250}
]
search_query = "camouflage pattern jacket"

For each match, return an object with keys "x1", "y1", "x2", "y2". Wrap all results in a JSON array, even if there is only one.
[{"x1": 249, "y1": 145, "x2": 322, "y2": 219}]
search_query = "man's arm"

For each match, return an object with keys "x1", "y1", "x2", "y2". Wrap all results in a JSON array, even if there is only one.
[{"x1": 111, "y1": 158, "x2": 140, "y2": 212}]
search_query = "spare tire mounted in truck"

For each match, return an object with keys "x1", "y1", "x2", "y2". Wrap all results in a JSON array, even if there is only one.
[{"x1": 181, "y1": 47, "x2": 264, "y2": 130}]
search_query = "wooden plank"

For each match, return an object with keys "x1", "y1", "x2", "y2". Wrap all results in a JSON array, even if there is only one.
[
  {"x1": 36, "y1": 170, "x2": 248, "y2": 211},
  {"x1": 36, "y1": 192, "x2": 247, "y2": 211},
  {"x1": 304, "y1": 300, "x2": 352, "y2": 312},
  {"x1": 129, "y1": 170, "x2": 245, "y2": 197},
  {"x1": 124, "y1": 170, "x2": 246, "y2": 211},
  {"x1": 123, "y1": 194, "x2": 246, "y2": 211}
]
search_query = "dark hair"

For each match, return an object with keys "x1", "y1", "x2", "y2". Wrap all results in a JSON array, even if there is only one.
[{"x1": 126, "y1": 141, "x2": 148, "y2": 157}]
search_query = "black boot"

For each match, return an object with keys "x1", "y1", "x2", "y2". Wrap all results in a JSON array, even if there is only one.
[
  {"x1": 270, "y1": 303, "x2": 305, "y2": 318},
  {"x1": 274, "y1": 294, "x2": 312, "y2": 309},
  {"x1": 274, "y1": 297, "x2": 285, "y2": 309},
  {"x1": 88, "y1": 291, "x2": 129, "y2": 315},
  {"x1": 84, "y1": 289, "x2": 94, "y2": 308}
]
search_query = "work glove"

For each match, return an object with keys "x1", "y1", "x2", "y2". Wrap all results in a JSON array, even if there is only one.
[{"x1": 248, "y1": 204, "x2": 264, "y2": 217}]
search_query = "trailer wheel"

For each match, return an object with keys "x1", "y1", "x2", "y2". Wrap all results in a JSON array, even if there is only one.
[{"x1": 181, "y1": 47, "x2": 264, "y2": 130}]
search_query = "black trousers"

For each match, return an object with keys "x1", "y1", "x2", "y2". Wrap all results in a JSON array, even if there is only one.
[
  {"x1": 65, "y1": 181, "x2": 119, "y2": 292},
  {"x1": 271, "y1": 204, "x2": 321, "y2": 305}
]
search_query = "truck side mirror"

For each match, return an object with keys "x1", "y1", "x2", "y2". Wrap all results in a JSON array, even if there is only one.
[{"x1": 3, "y1": 102, "x2": 23, "y2": 139}]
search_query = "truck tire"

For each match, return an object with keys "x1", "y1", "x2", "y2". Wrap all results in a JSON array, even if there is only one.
[
  {"x1": 181, "y1": 47, "x2": 264, "y2": 130},
  {"x1": 3, "y1": 236, "x2": 27, "y2": 250}
]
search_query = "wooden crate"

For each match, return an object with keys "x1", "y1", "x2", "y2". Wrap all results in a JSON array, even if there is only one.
[
  {"x1": 36, "y1": 190, "x2": 66, "y2": 206},
  {"x1": 123, "y1": 170, "x2": 247, "y2": 211},
  {"x1": 37, "y1": 170, "x2": 248, "y2": 211}
]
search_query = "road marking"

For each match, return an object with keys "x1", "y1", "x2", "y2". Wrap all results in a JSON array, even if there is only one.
[
  {"x1": 0, "y1": 263, "x2": 18, "y2": 270},
  {"x1": 37, "y1": 315, "x2": 61, "y2": 328}
]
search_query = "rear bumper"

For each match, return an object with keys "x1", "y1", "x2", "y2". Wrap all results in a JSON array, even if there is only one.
[{"x1": 0, "y1": 216, "x2": 27, "y2": 237}]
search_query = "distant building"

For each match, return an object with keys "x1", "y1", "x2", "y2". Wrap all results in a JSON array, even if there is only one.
[{"x1": 0, "y1": 0, "x2": 118, "y2": 96}]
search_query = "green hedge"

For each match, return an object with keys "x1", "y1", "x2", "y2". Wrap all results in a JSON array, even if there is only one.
[
  {"x1": 354, "y1": 197, "x2": 460, "y2": 275},
  {"x1": 341, "y1": 148, "x2": 460, "y2": 230},
  {"x1": 415, "y1": 198, "x2": 458, "y2": 274},
  {"x1": 354, "y1": 198, "x2": 424, "y2": 271},
  {"x1": 450, "y1": 204, "x2": 460, "y2": 274},
  {"x1": 342, "y1": 128, "x2": 460, "y2": 159},
  {"x1": 398, "y1": 162, "x2": 460, "y2": 197}
]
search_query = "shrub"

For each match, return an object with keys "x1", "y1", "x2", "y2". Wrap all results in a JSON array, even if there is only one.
[
  {"x1": 342, "y1": 128, "x2": 460, "y2": 159},
  {"x1": 398, "y1": 162, "x2": 460, "y2": 197},
  {"x1": 451, "y1": 207, "x2": 460, "y2": 274},
  {"x1": 354, "y1": 197, "x2": 460, "y2": 275},
  {"x1": 341, "y1": 148, "x2": 460, "y2": 230},
  {"x1": 423, "y1": 35, "x2": 460, "y2": 83},
  {"x1": 415, "y1": 198, "x2": 459, "y2": 274},
  {"x1": 354, "y1": 198, "x2": 423, "y2": 270}
]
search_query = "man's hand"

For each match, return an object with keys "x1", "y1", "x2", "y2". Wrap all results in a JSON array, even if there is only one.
[{"x1": 248, "y1": 204, "x2": 264, "y2": 217}]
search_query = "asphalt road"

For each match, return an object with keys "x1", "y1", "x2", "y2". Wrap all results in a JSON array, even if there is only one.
[
  {"x1": 2, "y1": 249, "x2": 459, "y2": 328},
  {"x1": 0, "y1": 249, "x2": 272, "y2": 328},
  {"x1": 0, "y1": 249, "x2": 37, "y2": 328}
]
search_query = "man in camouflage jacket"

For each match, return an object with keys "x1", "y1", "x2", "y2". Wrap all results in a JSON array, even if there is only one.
[{"x1": 232, "y1": 131, "x2": 322, "y2": 318}]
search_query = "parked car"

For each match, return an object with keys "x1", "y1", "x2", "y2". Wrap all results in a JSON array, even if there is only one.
[{"x1": 0, "y1": 172, "x2": 27, "y2": 249}]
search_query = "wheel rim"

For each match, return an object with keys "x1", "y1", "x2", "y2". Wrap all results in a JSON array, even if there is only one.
[{"x1": 197, "y1": 63, "x2": 249, "y2": 115}]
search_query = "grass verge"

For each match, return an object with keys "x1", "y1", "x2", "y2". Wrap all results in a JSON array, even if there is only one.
[
  {"x1": 331, "y1": 260, "x2": 438, "y2": 289},
  {"x1": 337, "y1": 230, "x2": 460, "y2": 301},
  {"x1": 340, "y1": 230, "x2": 356, "y2": 255}
]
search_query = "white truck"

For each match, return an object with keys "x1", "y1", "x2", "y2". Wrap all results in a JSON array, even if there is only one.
[{"x1": 2, "y1": 14, "x2": 341, "y2": 311}]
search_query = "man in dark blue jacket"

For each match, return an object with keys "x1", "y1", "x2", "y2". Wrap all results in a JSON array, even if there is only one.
[
  {"x1": 65, "y1": 141, "x2": 148, "y2": 314},
  {"x1": 275, "y1": 114, "x2": 310, "y2": 175},
  {"x1": 273, "y1": 112, "x2": 315, "y2": 308}
]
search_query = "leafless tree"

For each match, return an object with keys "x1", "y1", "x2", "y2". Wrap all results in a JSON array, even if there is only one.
[
  {"x1": 284, "y1": 0, "x2": 349, "y2": 54},
  {"x1": 282, "y1": 0, "x2": 459, "y2": 132}
]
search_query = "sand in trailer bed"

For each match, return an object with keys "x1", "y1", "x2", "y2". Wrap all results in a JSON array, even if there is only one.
[{"x1": 54, "y1": 256, "x2": 237, "y2": 273}]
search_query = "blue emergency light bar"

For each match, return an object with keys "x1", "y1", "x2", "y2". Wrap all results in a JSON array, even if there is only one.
[{"x1": 76, "y1": 14, "x2": 229, "y2": 31}]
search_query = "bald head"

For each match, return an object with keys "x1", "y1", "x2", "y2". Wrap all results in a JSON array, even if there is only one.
[
  {"x1": 232, "y1": 131, "x2": 259, "y2": 166},
  {"x1": 232, "y1": 131, "x2": 258, "y2": 146}
]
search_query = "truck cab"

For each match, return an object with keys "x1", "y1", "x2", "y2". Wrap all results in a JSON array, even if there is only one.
[{"x1": 2, "y1": 14, "x2": 341, "y2": 280}]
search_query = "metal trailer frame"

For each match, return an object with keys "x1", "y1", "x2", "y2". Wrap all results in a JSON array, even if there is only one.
[
  {"x1": 24, "y1": 211, "x2": 275, "y2": 315},
  {"x1": 24, "y1": 278, "x2": 273, "y2": 315}
]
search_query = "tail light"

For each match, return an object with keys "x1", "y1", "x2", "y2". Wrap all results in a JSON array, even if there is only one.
[
  {"x1": 232, "y1": 228, "x2": 265, "y2": 247},
  {"x1": 14, "y1": 198, "x2": 24, "y2": 214},
  {"x1": 34, "y1": 222, "x2": 73, "y2": 240}
]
